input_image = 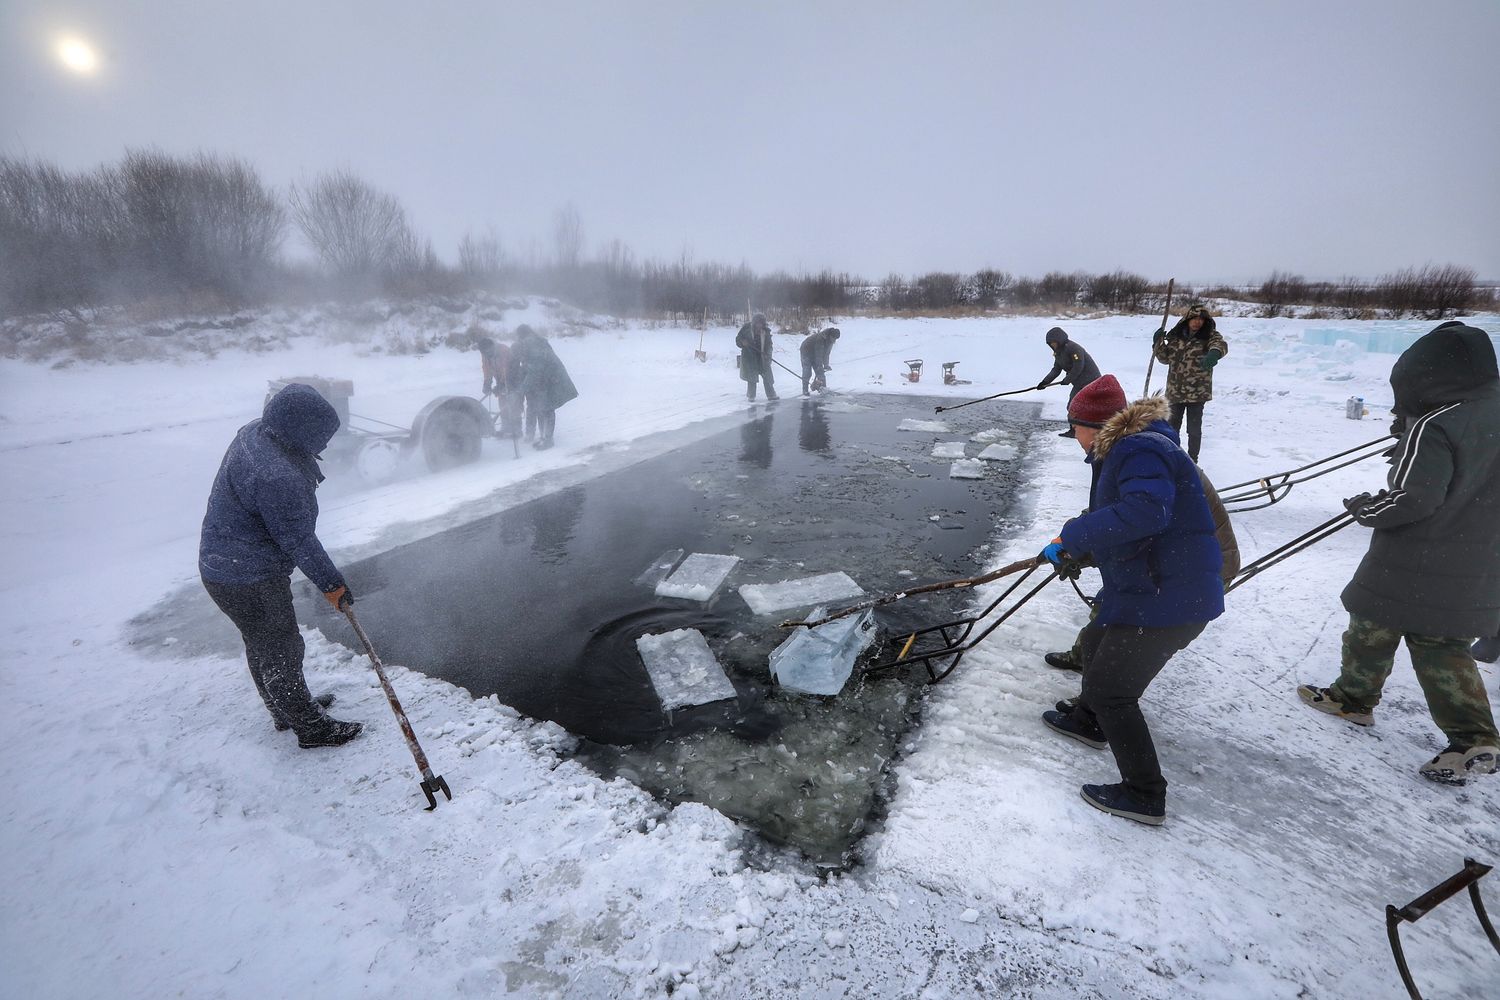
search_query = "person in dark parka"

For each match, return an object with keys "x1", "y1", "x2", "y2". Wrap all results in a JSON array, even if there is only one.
[
  {"x1": 1037, "y1": 327, "x2": 1101, "y2": 438},
  {"x1": 512, "y1": 325, "x2": 578, "y2": 451},
  {"x1": 199, "y1": 383, "x2": 363, "y2": 748},
  {"x1": 1151, "y1": 303, "x2": 1229, "y2": 462},
  {"x1": 1039, "y1": 375, "x2": 1224, "y2": 826},
  {"x1": 736, "y1": 313, "x2": 778, "y2": 401},
  {"x1": 799, "y1": 327, "x2": 840, "y2": 395},
  {"x1": 1299, "y1": 321, "x2": 1500, "y2": 784}
]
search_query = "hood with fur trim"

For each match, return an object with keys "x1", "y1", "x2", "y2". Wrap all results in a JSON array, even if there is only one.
[{"x1": 1092, "y1": 396, "x2": 1172, "y2": 460}]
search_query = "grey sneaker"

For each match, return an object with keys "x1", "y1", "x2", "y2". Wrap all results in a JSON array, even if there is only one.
[
  {"x1": 1418, "y1": 745, "x2": 1499, "y2": 785},
  {"x1": 1297, "y1": 685, "x2": 1374, "y2": 727}
]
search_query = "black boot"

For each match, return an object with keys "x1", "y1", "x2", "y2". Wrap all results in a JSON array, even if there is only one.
[
  {"x1": 297, "y1": 718, "x2": 364, "y2": 749},
  {"x1": 275, "y1": 692, "x2": 335, "y2": 731},
  {"x1": 1044, "y1": 651, "x2": 1083, "y2": 672},
  {"x1": 1473, "y1": 635, "x2": 1500, "y2": 663}
]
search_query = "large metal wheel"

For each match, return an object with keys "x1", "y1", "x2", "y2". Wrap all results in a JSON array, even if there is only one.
[{"x1": 420, "y1": 403, "x2": 484, "y2": 471}]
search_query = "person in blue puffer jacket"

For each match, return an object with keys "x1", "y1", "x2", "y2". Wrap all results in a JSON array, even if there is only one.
[
  {"x1": 199, "y1": 383, "x2": 363, "y2": 748},
  {"x1": 1037, "y1": 374, "x2": 1223, "y2": 826}
]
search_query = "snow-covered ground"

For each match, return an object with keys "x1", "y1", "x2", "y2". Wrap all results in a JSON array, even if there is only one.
[{"x1": 2, "y1": 305, "x2": 1497, "y2": 998}]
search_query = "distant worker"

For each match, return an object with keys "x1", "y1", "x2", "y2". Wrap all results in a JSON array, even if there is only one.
[
  {"x1": 477, "y1": 336, "x2": 522, "y2": 441},
  {"x1": 199, "y1": 383, "x2": 363, "y2": 749},
  {"x1": 1037, "y1": 327, "x2": 1101, "y2": 437},
  {"x1": 799, "y1": 327, "x2": 840, "y2": 396},
  {"x1": 513, "y1": 325, "x2": 578, "y2": 451},
  {"x1": 1298, "y1": 321, "x2": 1499, "y2": 785},
  {"x1": 736, "y1": 313, "x2": 779, "y2": 402},
  {"x1": 1151, "y1": 303, "x2": 1229, "y2": 463}
]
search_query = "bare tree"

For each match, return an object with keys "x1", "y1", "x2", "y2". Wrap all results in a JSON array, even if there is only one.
[
  {"x1": 458, "y1": 227, "x2": 504, "y2": 279},
  {"x1": 552, "y1": 202, "x2": 584, "y2": 270},
  {"x1": 289, "y1": 169, "x2": 417, "y2": 279}
]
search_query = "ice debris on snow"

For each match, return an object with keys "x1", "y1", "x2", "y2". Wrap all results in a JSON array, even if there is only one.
[
  {"x1": 768, "y1": 607, "x2": 876, "y2": 696},
  {"x1": 949, "y1": 459, "x2": 985, "y2": 479},
  {"x1": 656, "y1": 553, "x2": 740, "y2": 601},
  {"x1": 976, "y1": 443, "x2": 1018, "y2": 461},
  {"x1": 959, "y1": 908, "x2": 980, "y2": 923},
  {"x1": 897, "y1": 418, "x2": 949, "y2": 433},
  {"x1": 739, "y1": 571, "x2": 865, "y2": 615},
  {"x1": 931, "y1": 441, "x2": 967, "y2": 459},
  {"x1": 635, "y1": 629, "x2": 737, "y2": 710}
]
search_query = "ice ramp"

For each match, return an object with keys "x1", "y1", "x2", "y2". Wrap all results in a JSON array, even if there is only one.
[{"x1": 634, "y1": 629, "x2": 737, "y2": 710}]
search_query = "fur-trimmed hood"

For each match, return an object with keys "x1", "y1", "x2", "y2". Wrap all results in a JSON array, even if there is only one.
[{"x1": 1092, "y1": 396, "x2": 1172, "y2": 460}]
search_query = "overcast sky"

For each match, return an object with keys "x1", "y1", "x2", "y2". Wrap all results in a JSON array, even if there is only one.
[{"x1": 3, "y1": 1, "x2": 1497, "y2": 282}]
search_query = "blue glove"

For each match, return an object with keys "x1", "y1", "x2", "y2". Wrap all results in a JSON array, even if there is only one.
[{"x1": 1041, "y1": 540, "x2": 1068, "y2": 565}]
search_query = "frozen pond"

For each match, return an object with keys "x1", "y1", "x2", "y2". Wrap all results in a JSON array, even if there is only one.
[{"x1": 322, "y1": 394, "x2": 1037, "y2": 862}]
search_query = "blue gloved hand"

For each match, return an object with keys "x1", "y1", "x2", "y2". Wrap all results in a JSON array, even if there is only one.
[{"x1": 1041, "y1": 539, "x2": 1068, "y2": 565}]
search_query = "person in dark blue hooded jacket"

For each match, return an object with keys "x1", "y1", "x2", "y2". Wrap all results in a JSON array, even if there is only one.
[
  {"x1": 200, "y1": 383, "x2": 364, "y2": 748},
  {"x1": 1038, "y1": 374, "x2": 1224, "y2": 826}
]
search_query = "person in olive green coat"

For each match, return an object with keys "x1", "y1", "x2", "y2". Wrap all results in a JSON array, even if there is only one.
[
  {"x1": 1298, "y1": 321, "x2": 1500, "y2": 785},
  {"x1": 1151, "y1": 303, "x2": 1229, "y2": 462}
]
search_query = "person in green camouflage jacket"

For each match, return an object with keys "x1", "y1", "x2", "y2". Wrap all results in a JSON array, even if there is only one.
[{"x1": 1151, "y1": 303, "x2": 1229, "y2": 462}]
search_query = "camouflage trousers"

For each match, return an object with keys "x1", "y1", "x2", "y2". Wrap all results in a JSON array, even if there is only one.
[
  {"x1": 1330, "y1": 614, "x2": 1498, "y2": 746},
  {"x1": 1068, "y1": 604, "x2": 1101, "y2": 664}
]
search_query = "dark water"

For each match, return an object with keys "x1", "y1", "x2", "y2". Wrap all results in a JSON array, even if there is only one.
[{"x1": 312, "y1": 393, "x2": 1040, "y2": 863}]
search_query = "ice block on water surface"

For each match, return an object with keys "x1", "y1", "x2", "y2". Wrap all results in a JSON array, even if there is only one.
[
  {"x1": 655, "y1": 552, "x2": 740, "y2": 601},
  {"x1": 931, "y1": 441, "x2": 967, "y2": 459},
  {"x1": 769, "y1": 607, "x2": 878, "y2": 696},
  {"x1": 949, "y1": 459, "x2": 985, "y2": 479},
  {"x1": 976, "y1": 443, "x2": 1017, "y2": 461},
  {"x1": 897, "y1": 418, "x2": 949, "y2": 433},
  {"x1": 739, "y1": 571, "x2": 865, "y2": 615},
  {"x1": 635, "y1": 628, "x2": 738, "y2": 710},
  {"x1": 634, "y1": 547, "x2": 685, "y2": 587}
]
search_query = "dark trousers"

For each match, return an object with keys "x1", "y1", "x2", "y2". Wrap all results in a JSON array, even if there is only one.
[
  {"x1": 801, "y1": 358, "x2": 826, "y2": 394},
  {"x1": 1168, "y1": 401, "x2": 1205, "y2": 461},
  {"x1": 203, "y1": 576, "x2": 325, "y2": 735},
  {"x1": 1073, "y1": 621, "x2": 1207, "y2": 804},
  {"x1": 534, "y1": 404, "x2": 557, "y2": 445}
]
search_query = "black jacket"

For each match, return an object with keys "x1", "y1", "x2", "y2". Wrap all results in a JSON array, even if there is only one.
[
  {"x1": 1042, "y1": 339, "x2": 1100, "y2": 389},
  {"x1": 1341, "y1": 322, "x2": 1500, "y2": 637}
]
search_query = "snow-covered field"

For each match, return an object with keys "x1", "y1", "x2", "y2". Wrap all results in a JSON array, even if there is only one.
[{"x1": 2, "y1": 304, "x2": 1497, "y2": 998}]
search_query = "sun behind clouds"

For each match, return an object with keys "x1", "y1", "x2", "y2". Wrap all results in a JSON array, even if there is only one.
[{"x1": 55, "y1": 36, "x2": 99, "y2": 76}]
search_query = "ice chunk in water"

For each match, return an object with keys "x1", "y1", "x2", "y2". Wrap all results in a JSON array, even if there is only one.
[
  {"x1": 971, "y1": 427, "x2": 1009, "y2": 443},
  {"x1": 949, "y1": 459, "x2": 985, "y2": 479},
  {"x1": 976, "y1": 443, "x2": 1017, "y2": 461},
  {"x1": 635, "y1": 629, "x2": 738, "y2": 710},
  {"x1": 655, "y1": 553, "x2": 740, "y2": 601},
  {"x1": 739, "y1": 572, "x2": 865, "y2": 615},
  {"x1": 897, "y1": 418, "x2": 949, "y2": 433},
  {"x1": 931, "y1": 441, "x2": 967, "y2": 459},
  {"x1": 634, "y1": 547, "x2": 685, "y2": 587},
  {"x1": 769, "y1": 607, "x2": 878, "y2": 696}
]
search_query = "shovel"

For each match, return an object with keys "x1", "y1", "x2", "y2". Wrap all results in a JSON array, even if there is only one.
[
  {"x1": 694, "y1": 310, "x2": 708, "y2": 362},
  {"x1": 343, "y1": 607, "x2": 452, "y2": 811}
]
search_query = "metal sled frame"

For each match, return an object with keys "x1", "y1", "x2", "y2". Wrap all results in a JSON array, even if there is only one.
[
  {"x1": 862, "y1": 563, "x2": 1057, "y2": 684},
  {"x1": 1218, "y1": 434, "x2": 1395, "y2": 513},
  {"x1": 941, "y1": 361, "x2": 971, "y2": 385},
  {"x1": 902, "y1": 359, "x2": 924, "y2": 383},
  {"x1": 1386, "y1": 857, "x2": 1499, "y2": 1000}
]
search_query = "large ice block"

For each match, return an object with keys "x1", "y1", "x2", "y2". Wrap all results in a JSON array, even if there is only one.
[
  {"x1": 898, "y1": 418, "x2": 949, "y2": 433},
  {"x1": 976, "y1": 443, "x2": 1017, "y2": 461},
  {"x1": 634, "y1": 547, "x2": 685, "y2": 587},
  {"x1": 739, "y1": 571, "x2": 865, "y2": 615},
  {"x1": 931, "y1": 441, "x2": 967, "y2": 459},
  {"x1": 655, "y1": 552, "x2": 740, "y2": 601},
  {"x1": 635, "y1": 628, "x2": 737, "y2": 710},
  {"x1": 769, "y1": 607, "x2": 877, "y2": 696},
  {"x1": 949, "y1": 459, "x2": 985, "y2": 479}
]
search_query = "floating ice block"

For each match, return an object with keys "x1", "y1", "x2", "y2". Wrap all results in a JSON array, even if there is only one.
[
  {"x1": 769, "y1": 607, "x2": 877, "y2": 696},
  {"x1": 655, "y1": 553, "x2": 740, "y2": 601},
  {"x1": 976, "y1": 443, "x2": 1017, "y2": 461},
  {"x1": 931, "y1": 441, "x2": 967, "y2": 459},
  {"x1": 634, "y1": 547, "x2": 685, "y2": 587},
  {"x1": 739, "y1": 571, "x2": 865, "y2": 615},
  {"x1": 971, "y1": 427, "x2": 1009, "y2": 443},
  {"x1": 635, "y1": 629, "x2": 737, "y2": 710},
  {"x1": 898, "y1": 418, "x2": 949, "y2": 433},
  {"x1": 949, "y1": 459, "x2": 985, "y2": 479}
]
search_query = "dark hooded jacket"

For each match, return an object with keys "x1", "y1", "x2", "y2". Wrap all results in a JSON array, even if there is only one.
[
  {"x1": 1059, "y1": 397, "x2": 1225, "y2": 627},
  {"x1": 514, "y1": 328, "x2": 579, "y2": 412},
  {"x1": 199, "y1": 383, "x2": 345, "y2": 591},
  {"x1": 1341, "y1": 321, "x2": 1500, "y2": 636},
  {"x1": 799, "y1": 327, "x2": 839, "y2": 369},
  {"x1": 736, "y1": 317, "x2": 774, "y2": 383},
  {"x1": 1040, "y1": 328, "x2": 1101, "y2": 391}
]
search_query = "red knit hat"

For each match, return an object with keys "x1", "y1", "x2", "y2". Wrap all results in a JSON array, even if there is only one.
[{"x1": 1067, "y1": 374, "x2": 1127, "y2": 427}]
